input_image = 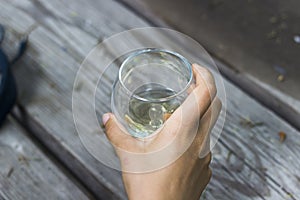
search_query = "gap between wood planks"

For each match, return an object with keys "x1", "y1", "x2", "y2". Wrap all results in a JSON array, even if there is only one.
[
  {"x1": 0, "y1": 115, "x2": 96, "y2": 200},
  {"x1": 10, "y1": 106, "x2": 97, "y2": 199},
  {"x1": 116, "y1": 0, "x2": 300, "y2": 132}
]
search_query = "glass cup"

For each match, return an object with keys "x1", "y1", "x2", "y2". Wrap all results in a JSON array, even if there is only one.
[{"x1": 111, "y1": 48, "x2": 193, "y2": 138}]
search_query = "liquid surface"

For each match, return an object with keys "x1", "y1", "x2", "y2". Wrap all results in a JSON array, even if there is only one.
[{"x1": 127, "y1": 83, "x2": 180, "y2": 137}]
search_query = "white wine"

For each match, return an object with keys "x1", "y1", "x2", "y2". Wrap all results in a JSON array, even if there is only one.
[
  {"x1": 126, "y1": 83, "x2": 180, "y2": 137},
  {"x1": 111, "y1": 49, "x2": 192, "y2": 138}
]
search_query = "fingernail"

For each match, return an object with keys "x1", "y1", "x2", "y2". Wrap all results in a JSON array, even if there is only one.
[{"x1": 102, "y1": 113, "x2": 110, "y2": 125}]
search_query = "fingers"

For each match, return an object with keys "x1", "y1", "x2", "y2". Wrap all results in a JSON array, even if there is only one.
[
  {"x1": 155, "y1": 64, "x2": 217, "y2": 146},
  {"x1": 198, "y1": 97, "x2": 222, "y2": 139},
  {"x1": 163, "y1": 64, "x2": 216, "y2": 130},
  {"x1": 197, "y1": 97, "x2": 222, "y2": 158},
  {"x1": 103, "y1": 113, "x2": 136, "y2": 149},
  {"x1": 167, "y1": 64, "x2": 216, "y2": 127},
  {"x1": 191, "y1": 64, "x2": 217, "y2": 117},
  {"x1": 104, "y1": 64, "x2": 217, "y2": 156}
]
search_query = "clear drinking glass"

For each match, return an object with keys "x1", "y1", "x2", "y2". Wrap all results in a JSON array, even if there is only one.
[{"x1": 111, "y1": 48, "x2": 193, "y2": 138}]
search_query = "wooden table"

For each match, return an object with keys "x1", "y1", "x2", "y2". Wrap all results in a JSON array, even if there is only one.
[{"x1": 0, "y1": 0, "x2": 299, "y2": 199}]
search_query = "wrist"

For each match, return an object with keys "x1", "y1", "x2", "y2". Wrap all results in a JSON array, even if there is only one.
[{"x1": 123, "y1": 174, "x2": 166, "y2": 200}]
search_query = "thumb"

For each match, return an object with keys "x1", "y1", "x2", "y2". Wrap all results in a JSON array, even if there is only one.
[{"x1": 102, "y1": 113, "x2": 135, "y2": 149}]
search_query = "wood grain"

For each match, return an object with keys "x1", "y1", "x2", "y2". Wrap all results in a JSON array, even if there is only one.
[
  {"x1": 0, "y1": 0, "x2": 299, "y2": 199},
  {"x1": 0, "y1": 118, "x2": 92, "y2": 200}
]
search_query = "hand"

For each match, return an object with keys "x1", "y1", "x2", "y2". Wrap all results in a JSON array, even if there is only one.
[{"x1": 103, "y1": 64, "x2": 221, "y2": 200}]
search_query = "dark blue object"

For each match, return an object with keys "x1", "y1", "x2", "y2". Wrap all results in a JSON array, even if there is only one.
[{"x1": 0, "y1": 25, "x2": 27, "y2": 126}]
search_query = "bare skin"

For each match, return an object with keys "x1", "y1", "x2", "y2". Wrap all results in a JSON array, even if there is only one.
[{"x1": 103, "y1": 64, "x2": 222, "y2": 200}]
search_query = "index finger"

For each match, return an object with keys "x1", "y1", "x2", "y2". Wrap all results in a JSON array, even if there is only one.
[{"x1": 157, "y1": 64, "x2": 217, "y2": 141}]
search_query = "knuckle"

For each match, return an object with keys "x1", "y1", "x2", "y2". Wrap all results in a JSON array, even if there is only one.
[
  {"x1": 205, "y1": 85, "x2": 216, "y2": 100},
  {"x1": 105, "y1": 121, "x2": 122, "y2": 143},
  {"x1": 105, "y1": 121, "x2": 115, "y2": 135},
  {"x1": 208, "y1": 168, "x2": 212, "y2": 180},
  {"x1": 203, "y1": 168, "x2": 212, "y2": 187},
  {"x1": 202, "y1": 67, "x2": 213, "y2": 78},
  {"x1": 202, "y1": 68, "x2": 215, "y2": 86},
  {"x1": 204, "y1": 152, "x2": 212, "y2": 165},
  {"x1": 214, "y1": 97, "x2": 222, "y2": 113},
  {"x1": 208, "y1": 82, "x2": 217, "y2": 99},
  {"x1": 199, "y1": 82, "x2": 216, "y2": 102},
  {"x1": 215, "y1": 97, "x2": 222, "y2": 108}
]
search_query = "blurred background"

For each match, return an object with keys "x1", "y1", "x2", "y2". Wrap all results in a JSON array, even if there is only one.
[
  {"x1": 122, "y1": 0, "x2": 300, "y2": 98},
  {"x1": 119, "y1": 0, "x2": 300, "y2": 130}
]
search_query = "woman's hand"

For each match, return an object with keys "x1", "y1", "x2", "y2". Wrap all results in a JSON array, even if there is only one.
[{"x1": 103, "y1": 64, "x2": 221, "y2": 200}]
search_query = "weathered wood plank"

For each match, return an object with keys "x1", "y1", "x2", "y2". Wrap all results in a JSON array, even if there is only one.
[
  {"x1": 0, "y1": 118, "x2": 92, "y2": 200},
  {"x1": 13, "y1": 29, "x2": 125, "y2": 199},
  {"x1": 1, "y1": 0, "x2": 299, "y2": 199},
  {"x1": 209, "y1": 82, "x2": 300, "y2": 199},
  {"x1": 0, "y1": 2, "x2": 126, "y2": 199}
]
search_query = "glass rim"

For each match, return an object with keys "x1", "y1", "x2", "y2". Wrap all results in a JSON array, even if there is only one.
[{"x1": 118, "y1": 48, "x2": 193, "y2": 102}]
